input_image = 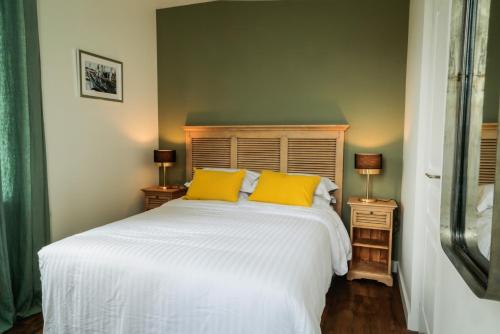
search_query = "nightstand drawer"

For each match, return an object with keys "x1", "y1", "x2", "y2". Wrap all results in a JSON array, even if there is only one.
[
  {"x1": 142, "y1": 186, "x2": 186, "y2": 211},
  {"x1": 145, "y1": 195, "x2": 171, "y2": 207},
  {"x1": 352, "y1": 209, "x2": 391, "y2": 228},
  {"x1": 146, "y1": 194, "x2": 172, "y2": 201}
]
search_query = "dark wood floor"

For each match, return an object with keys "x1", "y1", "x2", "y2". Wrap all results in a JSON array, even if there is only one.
[
  {"x1": 5, "y1": 313, "x2": 43, "y2": 334},
  {"x1": 322, "y1": 276, "x2": 410, "y2": 334},
  {"x1": 6, "y1": 276, "x2": 409, "y2": 334}
]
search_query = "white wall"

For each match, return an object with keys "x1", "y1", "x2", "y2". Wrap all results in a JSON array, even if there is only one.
[{"x1": 38, "y1": 0, "x2": 159, "y2": 241}]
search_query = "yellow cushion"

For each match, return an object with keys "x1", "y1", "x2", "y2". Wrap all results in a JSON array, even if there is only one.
[
  {"x1": 185, "y1": 169, "x2": 246, "y2": 202},
  {"x1": 249, "y1": 171, "x2": 321, "y2": 207}
]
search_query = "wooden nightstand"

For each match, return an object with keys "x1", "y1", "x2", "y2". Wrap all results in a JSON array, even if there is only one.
[
  {"x1": 347, "y1": 196, "x2": 398, "y2": 286},
  {"x1": 141, "y1": 186, "x2": 186, "y2": 211}
]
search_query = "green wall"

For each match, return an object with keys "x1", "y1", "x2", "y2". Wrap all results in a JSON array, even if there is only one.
[
  {"x1": 484, "y1": 0, "x2": 500, "y2": 123},
  {"x1": 157, "y1": 0, "x2": 409, "y2": 224}
]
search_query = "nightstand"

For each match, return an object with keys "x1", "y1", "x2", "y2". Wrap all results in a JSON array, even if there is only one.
[
  {"x1": 346, "y1": 196, "x2": 398, "y2": 286},
  {"x1": 141, "y1": 186, "x2": 186, "y2": 211}
]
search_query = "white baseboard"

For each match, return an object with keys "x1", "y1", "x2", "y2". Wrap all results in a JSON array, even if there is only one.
[
  {"x1": 398, "y1": 268, "x2": 410, "y2": 326},
  {"x1": 423, "y1": 310, "x2": 431, "y2": 334},
  {"x1": 392, "y1": 260, "x2": 399, "y2": 273}
]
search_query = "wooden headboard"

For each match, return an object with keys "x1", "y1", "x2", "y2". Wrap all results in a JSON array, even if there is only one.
[
  {"x1": 480, "y1": 123, "x2": 497, "y2": 184},
  {"x1": 184, "y1": 125, "x2": 349, "y2": 214}
]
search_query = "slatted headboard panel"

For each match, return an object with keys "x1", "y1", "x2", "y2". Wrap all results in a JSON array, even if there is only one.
[
  {"x1": 480, "y1": 123, "x2": 498, "y2": 185},
  {"x1": 192, "y1": 138, "x2": 231, "y2": 169},
  {"x1": 287, "y1": 138, "x2": 337, "y2": 180},
  {"x1": 238, "y1": 138, "x2": 281, "y2": 172},
  {"x1": 184, "y1": 125, "x2": 349, "y2": 214}
]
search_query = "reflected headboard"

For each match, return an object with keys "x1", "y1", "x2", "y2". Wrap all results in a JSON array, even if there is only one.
[
  {"x1": 184, "y1": 125, "x2": 349, "y2": 214},
  {"x1": 480, "y1": 123, "x2": 497, "y2": 184}
]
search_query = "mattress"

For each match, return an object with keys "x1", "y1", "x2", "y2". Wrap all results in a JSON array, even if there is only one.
[{"x1": 38, "y1": 197, "x2": 351, "y2": 334}]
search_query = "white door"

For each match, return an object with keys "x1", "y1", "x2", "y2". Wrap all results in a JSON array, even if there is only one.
[{"x1": 419, "y1": 0, "x2": 451, "y2": 332}]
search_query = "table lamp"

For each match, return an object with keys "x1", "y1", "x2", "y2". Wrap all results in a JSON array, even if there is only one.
[
  {"x1": 355, "y1": 153, "x2": 382, "y2": 203},
  {"x1": 154, "y1": 149, "x2": 176, "y2": 189}
]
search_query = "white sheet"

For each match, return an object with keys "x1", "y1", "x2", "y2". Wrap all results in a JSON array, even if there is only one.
[
  {"x1": 477, "y1": 208, "x2": 492, "y2": 260},
  {"x1": 39, "y1": 198, "x2": 351, "y2": 334}
]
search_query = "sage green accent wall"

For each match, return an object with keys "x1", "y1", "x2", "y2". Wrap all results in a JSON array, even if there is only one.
[
  {"x1": 157, "y1": 1, "x2": 409, "y2": 226},
  {"x1": 484, "y1": 0, "x2": 500, "y2": 123}
]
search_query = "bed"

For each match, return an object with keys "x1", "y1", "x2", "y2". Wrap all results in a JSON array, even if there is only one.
[
  {"x1": 39, "y1": 125, "x2": 351, "y2": 334},
  {"x1": 476, "y1": 123, "x2": 497, "y2": 260}
]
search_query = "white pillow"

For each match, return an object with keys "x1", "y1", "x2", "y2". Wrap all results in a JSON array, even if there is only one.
[
  {"x1": 312, "y1": 196, "x2": 333, "y2": 210},
  {"x1": 185, "y1": 168, "x2": 260, "y2": 193},
  {"x1": 477, "y1": 184, "x2": 495, "y2": 214},
  {"x1": 330, "y1": 194, "x2": 337, "y2": 204}
]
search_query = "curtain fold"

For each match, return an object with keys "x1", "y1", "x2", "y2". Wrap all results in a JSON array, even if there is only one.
[{"x1": 0, "y1": 0, "x2": 50, "y2": 332}]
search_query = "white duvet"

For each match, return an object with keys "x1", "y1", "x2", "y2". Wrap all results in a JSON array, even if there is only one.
[{"x1": 39, "y1": 198, "x2": 351, "y2": 334}]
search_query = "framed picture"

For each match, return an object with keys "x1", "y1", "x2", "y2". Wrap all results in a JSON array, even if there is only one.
[{"x1": 78, "y1": 50, "x2": 123, "y2": 102}]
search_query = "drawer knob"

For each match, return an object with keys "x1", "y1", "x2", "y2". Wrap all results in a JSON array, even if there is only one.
[{"x1": 370, "y1": 211, "x2": 373, "y2": 215}]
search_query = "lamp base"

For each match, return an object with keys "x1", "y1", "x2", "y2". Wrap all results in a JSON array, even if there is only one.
[
  {"x1": 158, "y1": 185, "x2": 181, "y2": 190},
  {"x1": 359, "y1": 197, "x2": 377, "y2": 203},
  {"x1": 159, "y1": 165, "x2": 169, "y2": 189}
]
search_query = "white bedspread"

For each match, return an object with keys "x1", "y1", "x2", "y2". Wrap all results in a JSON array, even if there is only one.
[{"x1": 39, "y1": 198, "x2": 351, "y2": 334}]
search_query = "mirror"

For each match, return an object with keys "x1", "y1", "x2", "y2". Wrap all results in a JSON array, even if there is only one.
[
  {"x1": 441, "y1": 0, "x2": 500, "y2": 300},
  {"x1": 464, "y1": 0, "x2": 500, "y2": 272}
]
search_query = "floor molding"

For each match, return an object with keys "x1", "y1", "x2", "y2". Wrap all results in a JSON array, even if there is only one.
[
  {"x1": 392, "y1": 260, "x2": 399, "y2": 274},
  {"x1": 398, "y1": 266, "x2": 411, "y2": 326},
  {"x1": 423, "y1": 309, "x2": 432, "y2": 334}
]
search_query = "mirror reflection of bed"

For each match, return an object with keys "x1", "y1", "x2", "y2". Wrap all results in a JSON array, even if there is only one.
[
  {"x1": 478, "y1": 124, "x2": 497, "y2": 261},
  {"x1": 475, "y1": 2, "x2": 500, "y2": 263}
]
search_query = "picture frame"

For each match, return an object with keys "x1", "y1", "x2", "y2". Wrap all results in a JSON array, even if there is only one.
[{"x1": 78, "y1": 50, "x2": 123, "y2": 102}]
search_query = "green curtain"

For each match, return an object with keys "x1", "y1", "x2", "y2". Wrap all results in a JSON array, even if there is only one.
[{"x1": 0, "y1": 0, "x2": 50, "y2": 332}]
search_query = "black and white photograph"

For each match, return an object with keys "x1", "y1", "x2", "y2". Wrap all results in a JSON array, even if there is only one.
[{"x1": 78, "y1": 50, "x2": 123, "y2": 102}]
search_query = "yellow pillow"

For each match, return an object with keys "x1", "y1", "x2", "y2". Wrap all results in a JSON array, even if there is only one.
[
  {"x1": 249, "y1": 171, "x2": 320, "y2": 207},
  {"x1": 185, "y1": 169, "x2": 246, "y2": 202}
]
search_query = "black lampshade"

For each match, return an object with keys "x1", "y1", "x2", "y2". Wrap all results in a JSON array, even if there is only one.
[
  {"x1": 154, "y1": 149, "x2": 176, "y2": 163},
  {"x1": 355, "y1": 153, "x2": 382, "y2": 170}
]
